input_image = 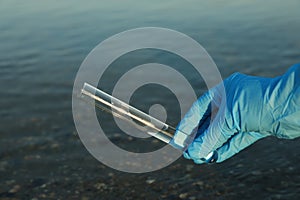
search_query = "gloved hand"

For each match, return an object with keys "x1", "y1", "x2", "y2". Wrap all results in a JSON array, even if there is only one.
[{"x1": 173, "y1": 64, "x2": 300, "y2": 164}]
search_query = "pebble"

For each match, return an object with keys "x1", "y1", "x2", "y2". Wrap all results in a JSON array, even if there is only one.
[
  {"x1": 94, "y1": 183, "x2": 107, "y2": 190},
  {"x1": 146, "y1": 179, "x2": 156, "y2": 184},
  {"x1": 193, "y1": 181, "x2": 204, "y2": 187},
  {"x1": 179, "y1": 193, "x2": 188, "y2": 199},
  {"x1": 108, "y1": 173, "x2": 114, "y2": 177},
  {"x1": 9, "y1": 185, "x2": 21, "y2": 193}
]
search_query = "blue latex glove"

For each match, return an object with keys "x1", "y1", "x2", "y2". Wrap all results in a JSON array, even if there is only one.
[{"x1": 173, "y1": 64, "x2": 300, "y2": 164}]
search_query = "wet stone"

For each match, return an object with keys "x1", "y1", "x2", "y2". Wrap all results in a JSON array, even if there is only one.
[
  {"x1": 179, "y1": 193, "x2": 188, "y2": 199},
  {"x1": 193, "y1": 181, "x2": 204, "y2": 187},
  {"x1": 108, "y1": 173, "x2": 114, "y2": 177},
  {"x1": 94, "y1": 183, "x2": 107, "y2": 190},
  {"x1": 9, "y1": 185, "x2": 21, "y2": 193},
  {"x1": 146, "y1": 179, "x2": 156, "y2": 184}
]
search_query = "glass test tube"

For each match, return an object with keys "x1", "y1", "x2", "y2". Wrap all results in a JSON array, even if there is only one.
[{"x1": 80, "y1": 83, "x2": 218, "y2": 162}]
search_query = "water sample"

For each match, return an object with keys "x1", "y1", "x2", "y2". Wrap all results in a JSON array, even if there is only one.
[{"x1": 80, "y1": 82, "x2": 217, "y2": 162}]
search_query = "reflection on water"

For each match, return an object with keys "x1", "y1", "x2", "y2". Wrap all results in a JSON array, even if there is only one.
[{"x1": 0, "y1": 0, "x2": 299, "y2": 198}]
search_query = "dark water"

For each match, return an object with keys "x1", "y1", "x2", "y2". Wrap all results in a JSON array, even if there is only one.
[{"x1": 1, "y1": 0, "x2": 300, "y2": 199}]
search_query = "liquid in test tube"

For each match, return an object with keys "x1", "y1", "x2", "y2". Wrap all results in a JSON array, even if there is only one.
[{"x1": 80, "y1": 83, "x2": 217, "y2": 163}]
